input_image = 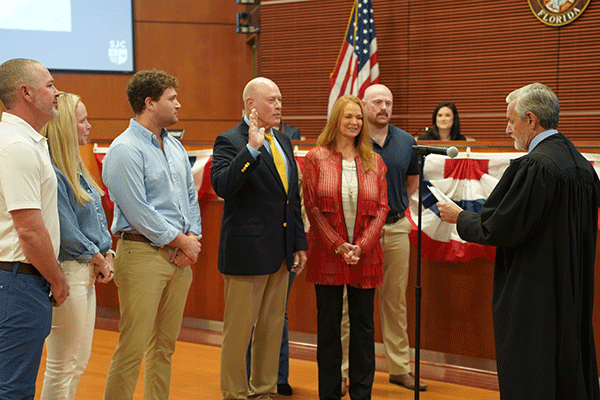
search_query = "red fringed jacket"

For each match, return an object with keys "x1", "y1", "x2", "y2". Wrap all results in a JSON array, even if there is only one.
[{"x1": 303, "y1": 146, "x2": 389, "y2": 289}]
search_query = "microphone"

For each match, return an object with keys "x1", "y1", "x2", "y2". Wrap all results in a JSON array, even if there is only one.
[{"x1": 412, "y1": 145, "x2": 459, "y2": 158}]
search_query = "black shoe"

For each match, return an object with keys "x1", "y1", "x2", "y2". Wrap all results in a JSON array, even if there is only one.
[{"x1": 277, "y1": 383, "x2": 293, "y2": 396}]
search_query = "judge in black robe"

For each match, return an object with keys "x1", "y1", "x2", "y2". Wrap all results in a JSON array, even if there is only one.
[{"x1": 438, "y1": 83, "x2": 600, "y2": 400}]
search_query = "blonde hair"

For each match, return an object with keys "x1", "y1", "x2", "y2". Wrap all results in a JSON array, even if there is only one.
[
  {"x1": 317, "y1": 95, "x2": 374, "y2": 170},
  {"x1": 41, "y1": 93, "x2": 104, "y2": 205}
]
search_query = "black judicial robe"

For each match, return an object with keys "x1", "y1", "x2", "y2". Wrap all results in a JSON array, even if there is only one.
[{"x1": 457, "y1": 133, "x2": 600, "y2": 400}]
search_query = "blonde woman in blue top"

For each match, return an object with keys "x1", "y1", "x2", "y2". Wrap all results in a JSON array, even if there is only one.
[{"x1": 39, "y1": 93, "x2": 114, "y2": 400}]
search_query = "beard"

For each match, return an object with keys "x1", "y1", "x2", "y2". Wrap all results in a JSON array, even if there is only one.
[
  {"x1": 166, "y1": 115, "x2": 178, "y2": 127},
  {"x1": 33, "y1": 93, "x2": 58, "y2": 120},
  {"x1": 512, "y1": 136, "x2": 526, "y2": 151},
  {"x1": 370, "y1": 113, "x2": 390, "y2": 129}
]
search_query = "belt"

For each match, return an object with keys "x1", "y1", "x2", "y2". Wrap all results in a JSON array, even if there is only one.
[
  {"x1": 0, "y1": 261, "x2": 42, "y2": 276},
  {"x1": 385, "y1": 210, "x2": 406, "y2": 225},
  {"x1": 121, "y1": 232, "x2": 152, "y2": 244}
]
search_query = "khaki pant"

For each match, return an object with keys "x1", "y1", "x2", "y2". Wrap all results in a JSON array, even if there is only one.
[
  {"x1": 103, "y1": 240, "x2": 193, "y2": 400},
  {"x1": 378, "y1": 217, "x2": 412, "y2": 375},
  {"x1": 220, "y1": 263, "x2": 289, "y2": 400}
]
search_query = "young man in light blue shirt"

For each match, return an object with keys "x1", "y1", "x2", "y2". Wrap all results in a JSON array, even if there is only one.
[{"x1": 102, "y1": 69, "x2": 202, "y2": 400}]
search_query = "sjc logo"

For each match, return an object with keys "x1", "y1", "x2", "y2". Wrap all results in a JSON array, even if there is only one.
[{"x1": 108, "y1": 40, "x2": 128, "y2": 65}]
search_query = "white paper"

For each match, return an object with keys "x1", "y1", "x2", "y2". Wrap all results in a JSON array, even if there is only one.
[{"x1": 428, "y1": 185, "x2": 453, "y2": 203}]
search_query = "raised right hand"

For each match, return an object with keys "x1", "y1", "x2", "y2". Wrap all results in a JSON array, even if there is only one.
[{"x1": 247, "y1": 108, "x2": 265, "y2": 150}]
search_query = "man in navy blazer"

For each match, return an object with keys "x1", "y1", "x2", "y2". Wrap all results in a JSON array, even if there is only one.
[{"x1": 211, "y1": 77, "x2": 307, "y2": 400}]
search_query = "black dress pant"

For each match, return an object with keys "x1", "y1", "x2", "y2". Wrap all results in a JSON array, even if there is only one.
[{"x1": 315, "y1": 284, "x2": 375, "y2": 400}]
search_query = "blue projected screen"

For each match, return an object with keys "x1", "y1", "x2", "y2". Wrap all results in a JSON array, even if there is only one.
[{"x1": 0, "y1": 0, "x2": 134, "y2": 73}]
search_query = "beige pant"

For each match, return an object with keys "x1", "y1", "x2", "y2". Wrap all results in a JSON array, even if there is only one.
[
  {"x1": 220, "y1": 263, "x2": 289, "y2": 400},
  {"x1": 103, "y1": 240, "x2": 193, "y2": 400},
  {"x1": 378, "y1": 217, "x2": 412, "y2": 375}
]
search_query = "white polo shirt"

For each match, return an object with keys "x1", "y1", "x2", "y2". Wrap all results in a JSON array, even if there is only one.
[{"x1": 0, "y1": 112, "x2": 59, "y2": 262}]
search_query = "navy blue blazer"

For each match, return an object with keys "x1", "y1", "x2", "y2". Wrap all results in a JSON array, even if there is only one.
[{"x1": 210, "y1": 119, "x2": 308, "y2": 276}]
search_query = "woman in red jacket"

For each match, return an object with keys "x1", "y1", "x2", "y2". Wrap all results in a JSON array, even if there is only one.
[{"x1": 303, "y1": 95, "x2": 389, "y2": 400}]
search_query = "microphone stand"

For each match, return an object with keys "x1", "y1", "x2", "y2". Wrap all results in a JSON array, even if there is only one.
[
  {"x1": 414, "y1": 152, "x2": 426, "y2": 400},
  {"x1": 414, "y1": 127, "x2": 429, "y2": 137}
]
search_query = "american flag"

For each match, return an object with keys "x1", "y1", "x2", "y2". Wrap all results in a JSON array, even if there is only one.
[{"x1": 328, "y1": 0, "x2": 380, "y2": 115}]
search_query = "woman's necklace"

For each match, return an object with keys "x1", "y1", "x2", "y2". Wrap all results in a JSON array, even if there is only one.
[{"x1": 342, "y1": 159, "x2": 357, "y2": 200}]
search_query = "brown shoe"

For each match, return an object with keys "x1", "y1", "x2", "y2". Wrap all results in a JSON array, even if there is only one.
[
  {"x1": 341, "y1": 378, "x2": 348, "y2": 396},
  {"x1": 389, "y1": 373, "x2": 427, "y2": 391}
]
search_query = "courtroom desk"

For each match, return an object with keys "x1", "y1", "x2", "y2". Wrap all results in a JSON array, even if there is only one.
[{"x1": 90, "y1": 140, "x2": 600, "y2": 372}]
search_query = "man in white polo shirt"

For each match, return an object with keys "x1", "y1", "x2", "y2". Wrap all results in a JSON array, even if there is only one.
[{"x1": 0, "y1": 58, "x2": 70, "y2": 399}]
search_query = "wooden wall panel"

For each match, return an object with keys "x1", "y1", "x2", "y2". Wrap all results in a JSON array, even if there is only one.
[
  {"x1": 406, "y1": 0, "x2": 559, "y2": 140},
  {"x1": 556, "y1": 8, "x2": 600, "y2": 140},
  {"x1": 50, "y1": 74, "x2": 133, "y2": 121},
  {"x1": 182, "y1": 200, "x2": 226, "y2": 322},
  {"x1": 258, "y1": 1, "x2": 411, "y2": 137},
  {"x1": 133, "y1": 23, "x2": 251, "y2": 122},
  {"x1": 79, "y1": 120, "x2": 132, "y2": 143},
  {"x1": 259, "y1": 0, "x2": 600, "y2": 141},
  {"x1": 78, "y1": 118, "x2": 243, "y2": 144},
  {"x1": 415, "y1": 258, "x2": 496, "y2": 359},
  {"x1": 134, "y1": 0, "x2": 241, "y2": 23}
]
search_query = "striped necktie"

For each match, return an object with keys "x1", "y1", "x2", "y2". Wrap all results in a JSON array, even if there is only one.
[{"x1": 264, "y1": 133, "x2": 288, "y2": 193}]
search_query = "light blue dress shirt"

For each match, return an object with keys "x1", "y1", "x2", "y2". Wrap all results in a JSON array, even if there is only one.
[
  {"x1": 102, "y1": 119, "x2": 202, "y2": 247},
  {"x1": 54, "y1": 167, "x2": 113, "y2": 263},
  {"x1": 529, "y1": 129, "x2": 558, "y2": 152}
]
